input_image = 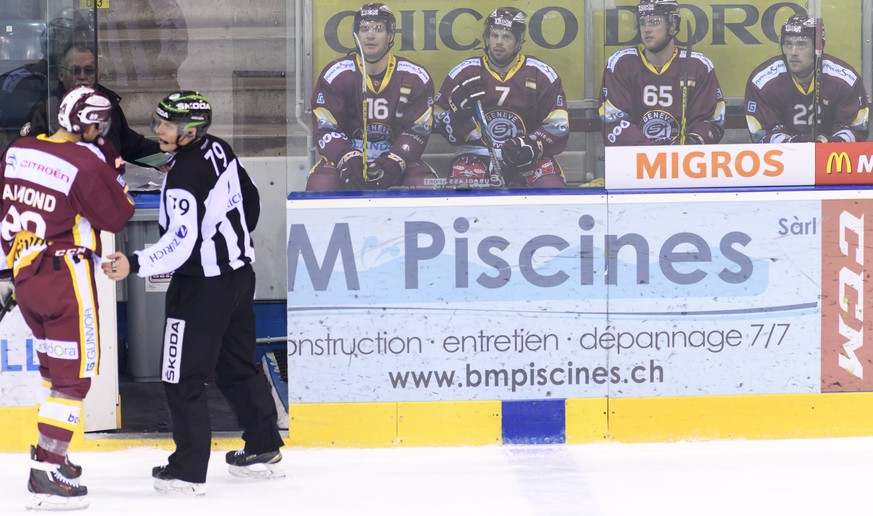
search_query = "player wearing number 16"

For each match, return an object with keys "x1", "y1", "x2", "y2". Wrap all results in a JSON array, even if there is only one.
[
  {"x1": 599, "y1": 0, "x2": 725, "y2": 146},
  {"x1": 306, "y1": 3, "x2": 438, "y2": 191}
]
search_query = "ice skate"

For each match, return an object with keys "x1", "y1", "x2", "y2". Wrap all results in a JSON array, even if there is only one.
[
  {"x1": 152, "y1": 465, "x2": 205, "y2": 496},
  {"x1": 26, "y1": 458, "x2": 88, "y2": 511},
  {"x1": 31, "y1": 446, "x2": 82, "y2": 485},
  {"x1": 225, "y1": 449, "x2": 285, "y2": 479}
]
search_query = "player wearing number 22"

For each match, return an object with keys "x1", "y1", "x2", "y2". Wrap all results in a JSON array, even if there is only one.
[
  {"x1": 434, "y1": 6, "x2": 569, "y2": 187},
  {"x1": 744, "y1": 15, "x2": 869, "y2": 144},
  {"x1": 306, "y1": 3, "x2": 438, "y2": 191},
  {"x1": 599, "y1": 0, "x2": 725, "y2": 146}
]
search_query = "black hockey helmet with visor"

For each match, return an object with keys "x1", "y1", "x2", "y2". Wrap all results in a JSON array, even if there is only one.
[
  {"x1": 636, "y1": 0, "x2": 680, "y2": 32},
  {"x1": 780, "y1": 15, "x2": 824, "y2": 50},
  {"x1": 353, "y1": 3, "x2": 396, "y2": 34},
  {"x1": 153, "y1": 91, "x2": 212, "y2": 143},
  {"x1": 57, "y1": 85, "x2": 112, "y2": 136}
]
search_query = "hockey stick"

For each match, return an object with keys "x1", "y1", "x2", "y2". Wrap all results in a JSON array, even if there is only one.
[
  {"x1": 352, "y1": 32, "x2": 370, "y2": 181},
  {"x1": 812, "y1": 17, "x2": 823, "y2": 141},
  {"x1": 473, "y1": 100, "x2": 505, "y2": 188},
  {"x1": 679, "y1": 20, "x2": 693, "y2": 145}
]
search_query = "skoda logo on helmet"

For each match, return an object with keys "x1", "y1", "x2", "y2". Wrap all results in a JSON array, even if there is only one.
[{"x1": 177, "y1": 101, "x2": 211, "y2": 110}]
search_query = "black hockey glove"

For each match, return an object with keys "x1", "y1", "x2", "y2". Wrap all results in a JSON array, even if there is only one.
[
  {"x1": 448, "y1": 75, "x2": 485, "y2": 114},
  {"x1": 368, "y1": 153, "x2": 405, "y2": 189},
  {"x1": 502, "y1": 136, "x2": 543, "y2": 168},
  {"x1": 0, "y1": 268, "x2": 15, "y2": 314},
  {"x1": 337, "y1": 151, "x2": 366, "y2": 191}
]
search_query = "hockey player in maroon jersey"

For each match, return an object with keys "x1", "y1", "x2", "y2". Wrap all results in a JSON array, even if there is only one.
[
  {"x1": 306, "y1": 3, "x2": 438, "y2": 191},
  {"x1": 744, "y1": 15, "x2": 869, "y2": 144},
  {"x1": 434, "y1": 7, "x2": 569, "y2": 188},
  {"x1": 0, "y1": 85, "x2": 135, "y2": 510},
  {"x1": 599, "y1": 0, "x2": 725, "y2": 146}
]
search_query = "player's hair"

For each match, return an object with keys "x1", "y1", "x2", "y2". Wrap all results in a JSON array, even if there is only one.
[
  {"x1": 57, "y1": 85, "x2": 112, "y2": 135},
  {"x1": 781, "y1": 15, "x2": 825, "y2": 49},
  {"x1": 153, "y1": 90, "x2": 212, "y2": 141}
]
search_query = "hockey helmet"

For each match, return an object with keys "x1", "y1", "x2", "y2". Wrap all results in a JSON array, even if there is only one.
[
  {"x1": 781, "y1": 15, "x2": 824, "y2": 49},
  {"x1": 57, "y1": 85, "x2": 112, "y2": 135},
  {"x1": 483, "y1": 7, "x2": 527, "y2": 43},
  {"x1": 637, "y1": 0, "x2": 681, "y2": 28},
  {"x1": 354, "y1": 3, "x2": 396, "y2": 34},
  {"x1": 40, "y1": 8, "x2": 90, "y2": 63},
  {"x1": 154, "y1": 91, "x2": 212, "y2": 140}
]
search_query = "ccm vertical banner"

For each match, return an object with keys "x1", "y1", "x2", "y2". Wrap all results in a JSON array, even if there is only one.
[{"x1": 287, "y1": 191, "x2": 823, "y2": 403}]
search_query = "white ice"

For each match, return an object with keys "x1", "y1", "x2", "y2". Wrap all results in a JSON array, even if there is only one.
[{"x1": 2, "y1": 436, "x2": 868, "y2": 515}]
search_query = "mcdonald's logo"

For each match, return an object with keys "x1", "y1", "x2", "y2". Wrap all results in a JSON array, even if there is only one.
[{"x1": 826, "y1": 152, "x2": 852, "y2": 174}]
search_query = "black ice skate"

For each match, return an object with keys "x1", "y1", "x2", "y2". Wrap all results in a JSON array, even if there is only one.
[
  {"x1": 31, "y1": 445, "x2": 82, "y2": 484},
  {"x1": 152, "y1": 465, "x2": 205, "y2": 496},
  {"x1": 26, "y1": 458, "x2": 88, "y2": 511},
  {"x1": 225, "y1": 449, "x2": 285, "y2": 479}
]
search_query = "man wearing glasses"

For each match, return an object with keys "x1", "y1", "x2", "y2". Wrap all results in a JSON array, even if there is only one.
[
  {"x1": 599, "y1": 0, "x2": 725, "y2": 146},
  {"x1": 744, "y1": 15, "x2": 869, "y2": 143},
  {"x1": 19, "y1": 44, "x2": 160, "y2": 168}
]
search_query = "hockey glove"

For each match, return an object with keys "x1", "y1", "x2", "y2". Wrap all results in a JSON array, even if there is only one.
[
  {"x1": 0, "y1": 269, "x2": 15, "y2": 314},
  {"x1": 502, "y1": 136, "x2": 543, "y2": 168},
  {"x1": 448, "y1": 75, "x2": 485, "y2": 114},
  {"x1": 368, "y1": 153, "x2": 405, "y2": 189},
  {"x1": 337, "y1": 151, "x2": 366, "y2": 191}
]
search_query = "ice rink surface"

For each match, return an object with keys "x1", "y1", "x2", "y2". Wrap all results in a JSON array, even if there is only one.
[{"x1": 2, "y1": 436, "x2": 870, "y2": 515}]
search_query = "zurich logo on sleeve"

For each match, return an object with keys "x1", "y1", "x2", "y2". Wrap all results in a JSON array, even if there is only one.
[{"x1": 176, "y1": 225, "x2": 188, "y2": 239}]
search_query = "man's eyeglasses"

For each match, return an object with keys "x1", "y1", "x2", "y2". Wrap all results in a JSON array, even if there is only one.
[
  {"x1": 358, "y1": 24, "x2": 386, "y2": 34},
  {"x1": 63, "y1": 66, "x2": 96, "y2": 76}
]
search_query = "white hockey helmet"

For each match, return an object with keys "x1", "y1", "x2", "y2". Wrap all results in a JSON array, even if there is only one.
[{"x1": 57, "y1": 85, "x2": 112, "y2": 135}]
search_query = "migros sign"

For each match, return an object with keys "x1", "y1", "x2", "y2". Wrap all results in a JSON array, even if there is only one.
[
  {"x1": 815, "y1": 143, "x2": 873, "y2": 185},
  {"x1": 605, "y1": 143, "x2": 815, "y2": 189}
]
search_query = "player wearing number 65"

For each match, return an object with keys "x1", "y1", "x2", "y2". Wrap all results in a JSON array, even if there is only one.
[
  {"x1": 306, "y1": 3, "x2": 438, "y2": 191},
  {"x1": 599, "y1": 0, "x2": 725, "y2": 146},
  {"x1": 744, "y1": 15, "x2": 869, "y2": 144},
  {"x1": 102, "y1": 91, "x2": 285, "y2": 496}
]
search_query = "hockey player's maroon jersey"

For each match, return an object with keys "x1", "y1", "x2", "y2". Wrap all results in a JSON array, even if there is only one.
[
  {"x1": 744, "y1": 53, "x2": 869, "y2": 143},
  {"x1": 311, "y1": 54, "x2": 434, "y2": 166},
  {"x1": 434, "y1": 54, "x2": 569, "y2": 155},
  {"x1": 1, "y1": 135, "x2": 134, "y2": 281},
  {"x1": 599, "y1": 45, "x2": 725, "y2": 146}
]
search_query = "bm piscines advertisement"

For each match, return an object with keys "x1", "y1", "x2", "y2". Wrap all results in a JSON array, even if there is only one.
[{"x1": 285, "y1": 191, "x2": 869, "y2": 404}]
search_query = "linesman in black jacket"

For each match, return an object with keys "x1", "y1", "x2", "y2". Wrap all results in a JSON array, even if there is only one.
[
  {"x1": 102, "y1": 91, "x2": 284, "y2": 495},
  {"x1": 19, "y1": 44, "x2": 161, "y2": 169}
]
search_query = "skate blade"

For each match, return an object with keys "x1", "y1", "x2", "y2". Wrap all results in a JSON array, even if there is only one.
[
  {"x1": 228, "y1": 463, "x2": 286, "y2": 480},
  {"x1": 153, "y1": 478, "x2": 206, "y2": 496},
  {"x1": 26, "y1": 493, "x2": 89, "y2": 511}
]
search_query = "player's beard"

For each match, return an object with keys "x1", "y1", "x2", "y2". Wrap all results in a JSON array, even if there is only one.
[
  {"x1": 487, "y1": 44, "x2": 519, "y2": 68},
  {"x1": 643, "y1": 32, "x2": 673, "y2": 55}
]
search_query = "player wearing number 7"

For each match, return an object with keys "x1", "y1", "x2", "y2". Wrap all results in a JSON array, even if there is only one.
[
  {"x1": 744, "y1": 15, "x2": 868, "y2": 144},
  {"x1": 103, "y1": 91, "x2": 285, "y2": 496},
  {"x1": 599, "y1": 0, "x2": 725, "y2": 146},
  {"x1": 434, "y1": 7, "x2": 569, "y2": 188},
  {"x1": 306, "y1": 3, "x2": 438, "y2": 191}
]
